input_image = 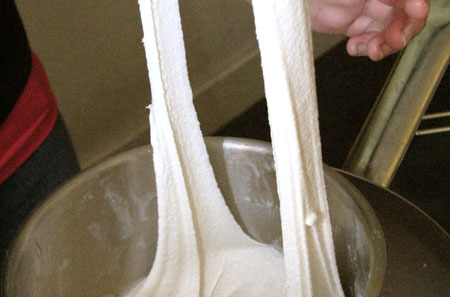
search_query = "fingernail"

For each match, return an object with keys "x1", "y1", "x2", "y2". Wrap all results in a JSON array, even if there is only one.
[
  {"x1": 380, "y1": 43, "x2": 392, "y2": 60},
  {"x1": 382, "y1": 43, "x2": 392, "y2": 53},
  {"x1": 403, "y1": 24, "x2": 416, "y2": 47},
  {"x1": 356, "y1": 44, "x2": 367, "y2": 56}
]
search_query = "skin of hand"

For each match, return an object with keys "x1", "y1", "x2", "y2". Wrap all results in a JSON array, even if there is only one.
[{"x1": 245, "y1": 0, "x2": 429, "y2": 61}]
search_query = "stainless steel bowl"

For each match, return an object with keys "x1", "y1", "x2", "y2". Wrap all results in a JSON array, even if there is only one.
[{"x1": 4, "y1": 137, "x2": 386, "y2": 297}]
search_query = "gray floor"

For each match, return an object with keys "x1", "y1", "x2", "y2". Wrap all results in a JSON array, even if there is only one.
[{"x1": 215, "y1": 41, "x2": 450, "y2": 232}]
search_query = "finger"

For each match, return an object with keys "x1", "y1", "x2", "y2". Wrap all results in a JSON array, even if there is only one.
[
  {"x1": 346, "y1": 16, "x2": 382, "y2": 36},
  {"x1": 385, "y1": 15, "x2": 426, "y2": 50},
  {"x1": 311, "y1": 6, "x2": 357, "y2": 34},
  {"x1": 387, "y1": 0, "x2": 429, "y2": 49},
  {"x1": 346, "y1": 31, "x2": 378, "y2": 56},
  {"x1": 405, "y1": 0, "x2": 429, "y2": 19},
  {"x1": 367, "y1": 31, "x2": 396, "y2": 60},
  {"x1": 348, "y1": 31, "x2": 394, "y2": 60},
  {"x1": 364, "y1": 0, "x2": 395, "y2": 23},
  {"x1": 380, "y1": 0, "x2": 429, "y2": 19},
  {"x1": 384, "y1": 15, "x2": 410, "y2": 50}
]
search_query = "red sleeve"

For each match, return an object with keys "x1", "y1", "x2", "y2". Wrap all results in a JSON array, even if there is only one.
[{"x1": 0, "y1": 52, "x2": 58, "y2": 184}]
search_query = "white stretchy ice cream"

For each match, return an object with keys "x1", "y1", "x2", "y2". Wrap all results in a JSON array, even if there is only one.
[
  {"x1": 252, "y1": 0, "x2": 345, "y2": 295},
  {"x1": 127, "y1": 0, "x2": 345, "y2": 296},
  {"x1": 126, "y1": 0, "x2": 286, "y2": 296}
]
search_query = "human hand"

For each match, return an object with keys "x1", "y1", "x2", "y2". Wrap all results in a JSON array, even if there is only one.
[{"x1": 246, "y1": 0, "x2": 429, "y2": 61}]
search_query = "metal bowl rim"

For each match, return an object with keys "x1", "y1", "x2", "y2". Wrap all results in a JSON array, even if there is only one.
[{"x1": 4, "y1": 136, "x2": 386, "y2": 297}]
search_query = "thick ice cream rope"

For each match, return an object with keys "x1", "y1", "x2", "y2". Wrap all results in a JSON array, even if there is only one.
[
  {"x1": 251, "y1": 0, "x2": 346, "y2": 296},
  {"x1": 128, "y1": 0, "x2": 286, "y2": 296}
]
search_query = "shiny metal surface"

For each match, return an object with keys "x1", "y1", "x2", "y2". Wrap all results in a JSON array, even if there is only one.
[
  {"x1": 422, "y1": 111, "x2": 450, "y2": 120},
  {"x1": 339, "y1": 171, "x2": 450, "y2": 297},
  {"x1": 4, "y1": 137, "x2": 386, "y2": 297},
  {"x1": 416, "y1": 111, "x2": 450, "y2": 135},
  {"x1": 415, "y1": 125, "x2": 450, "y2": 135},
  {"x1": 343, "y1": 0, "x2": 450, "y2": 186}
]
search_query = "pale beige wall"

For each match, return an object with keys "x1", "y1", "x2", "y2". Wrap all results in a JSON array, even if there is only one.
[{"x1": 16, "y1": 0, "x2": 343, "y2": 168}]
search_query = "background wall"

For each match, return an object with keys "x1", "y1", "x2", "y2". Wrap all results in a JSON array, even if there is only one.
[{"x1": 16, "y1": 0, "x2": 343, "y2": 168}]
